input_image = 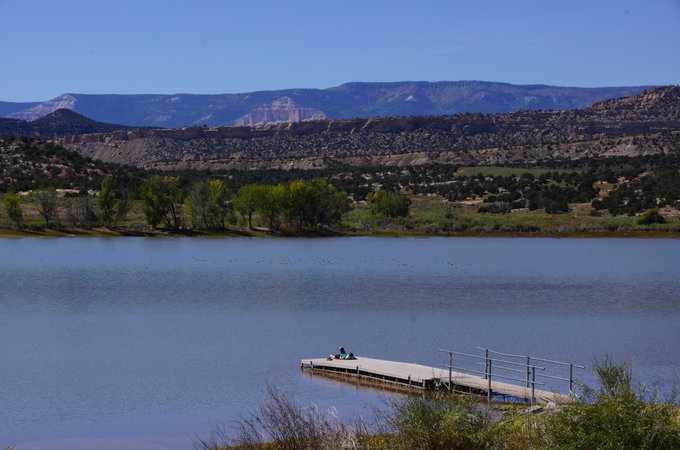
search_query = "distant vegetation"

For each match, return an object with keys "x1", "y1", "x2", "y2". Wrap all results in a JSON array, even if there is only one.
[{"x1": 1, "y1": 137, "x2": 679, "y2": 236}]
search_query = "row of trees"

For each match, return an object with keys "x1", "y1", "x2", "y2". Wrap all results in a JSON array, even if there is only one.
[
  {"x1": 2, "y1": 172, "x2": 414, "y2": 232},
  {"x1": 136, "y1": 176, "x2": 354, "y2": 232}
]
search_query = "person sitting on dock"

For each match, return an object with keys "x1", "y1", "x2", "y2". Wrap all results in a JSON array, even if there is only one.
[{"x1": 328, "y1": 347, "x2": 356, "y2": 360}]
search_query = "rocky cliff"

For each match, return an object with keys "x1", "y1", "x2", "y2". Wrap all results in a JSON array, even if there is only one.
[{"x1": 234, "y1": 96, "x2": 327, "y2": 125}]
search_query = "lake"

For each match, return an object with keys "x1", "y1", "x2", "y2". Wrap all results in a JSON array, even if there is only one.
[{"x1": 1, "y1": 237, "x2": 679, "y2": 449}]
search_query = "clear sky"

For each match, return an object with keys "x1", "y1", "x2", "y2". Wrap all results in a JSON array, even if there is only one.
[{"x1": 1, "y1": 0, "x2": 679, "y2": 102}]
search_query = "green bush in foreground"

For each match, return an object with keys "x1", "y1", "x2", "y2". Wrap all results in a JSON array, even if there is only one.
[
  {"x1": 542, "y1": 356, "x2": 680, "y2": 450},
  {"x1": 382, "y1": 392, "x2": 497, "y2": 449}
]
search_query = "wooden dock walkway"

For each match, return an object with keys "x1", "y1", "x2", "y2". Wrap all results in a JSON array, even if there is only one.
[{"x1": 301, "y1": 356, "x2": 574, "y2": 405}]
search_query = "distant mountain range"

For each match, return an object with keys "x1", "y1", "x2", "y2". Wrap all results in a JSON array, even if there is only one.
[{"x1": 1, "y1": 81, "x2": 654, "y2": 128}]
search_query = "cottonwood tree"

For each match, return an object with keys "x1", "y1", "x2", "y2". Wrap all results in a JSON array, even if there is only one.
[
  {"x1": 3, "y1": 191, "x2": 24, "y2": 229},
  {"x1": 285, "y1": 179, "x2": 349, "y2": 230},
  {"x1": 186, "y1": 179, "x2": 232, "y2": 230},
  {"x1": 186, "y1": 180, "x2": 210, "y2": 229},
  {"x1": 255, "y1": 184, "x2": 286, "y2": 231},
  {"x1": 234, "y1": 184, "x2": 264, "y2": 229},
  {"x1": 206, "y1": 180, "x2": 232, "y2": 229},
  {"x1": 140, "y1": 175, "x2": 184, "y2": 229},
  {"x1": 98, "y1": 176, "x2": 117, "y2": 228}
]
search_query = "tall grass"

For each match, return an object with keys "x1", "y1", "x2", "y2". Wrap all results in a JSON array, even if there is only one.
[{"x1": 194, "y1": 385, "x2": 373, "y2": 450}]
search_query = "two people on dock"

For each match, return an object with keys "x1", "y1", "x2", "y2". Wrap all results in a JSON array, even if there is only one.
[{"x1": 329, "y1": 346, "x2": 355, "y2": 360}]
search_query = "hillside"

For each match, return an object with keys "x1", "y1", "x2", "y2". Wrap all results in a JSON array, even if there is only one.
[
  {"x1": 2, "y1": 81, "x2": 652, "y2": 127},
  {"x1": 0, "y1": 108, "x2": 139, "y2": 140},
  {"x1": 0, "y1": 137, "x2": 114, "y2": 192},
  {"x1": 57, "y1": 87, "x2": 680, "y2": 170}
]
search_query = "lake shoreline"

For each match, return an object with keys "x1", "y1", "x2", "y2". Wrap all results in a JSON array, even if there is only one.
[{"x1": 2, "y1": 227, "x2": 680, "y2": 239}]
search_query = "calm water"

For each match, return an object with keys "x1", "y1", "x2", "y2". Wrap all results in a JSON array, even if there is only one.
[{"x1": 1, "y1": 237, "x2": 679, "y2": 449}]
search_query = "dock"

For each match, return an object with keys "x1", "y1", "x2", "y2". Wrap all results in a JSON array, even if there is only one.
[{"x1": 301, "y1": 348, "x2": 583, "y2": 405}]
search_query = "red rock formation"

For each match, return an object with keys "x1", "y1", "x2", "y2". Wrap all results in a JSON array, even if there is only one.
[{"x1": 234, "y1": 96, "x2": 326, "y2": 126}]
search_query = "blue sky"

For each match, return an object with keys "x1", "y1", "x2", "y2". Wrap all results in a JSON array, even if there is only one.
[{"x1": 1, "y1": 0, "x2": 679, "y2": 102}]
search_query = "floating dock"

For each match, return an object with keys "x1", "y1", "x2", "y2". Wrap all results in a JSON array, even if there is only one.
[{"x1": 301, "y1": 355, "x2": 574, "y2": 405}]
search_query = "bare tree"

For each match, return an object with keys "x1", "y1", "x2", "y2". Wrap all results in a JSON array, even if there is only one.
[{"x1": 33, "y1": 188, "x2": 58, "y2": 228}]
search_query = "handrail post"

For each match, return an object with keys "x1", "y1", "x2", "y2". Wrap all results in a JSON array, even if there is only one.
[
  {"x1": 484, "y1": 348, "x2": 489, "y2": 379},
  {"x1": 448, "y1": 351, "x2": 453, "y2": 391},
  {"x1": 526, "y1": 356, "x2": 530, "y2": 388},
  {"x1": 569, "y1": 363, "x2": 574, "y2": 395},
  {"x1": 487, "y1": 359, "x2": 492, "y2": 402},
  {"x1": 531, "y1": 366, "x2": 536, "y2": 404}
]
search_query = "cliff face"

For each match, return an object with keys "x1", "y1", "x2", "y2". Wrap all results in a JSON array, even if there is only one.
[
  {"x1": 56, "y1": 87, "x2": 680, "y2": 170},
  {"x1": 5, "y1": 94, "x2": 78, "y2": 121},
  {"x1": 234, "y1": 96, "x2": 327, "y2": 126}
]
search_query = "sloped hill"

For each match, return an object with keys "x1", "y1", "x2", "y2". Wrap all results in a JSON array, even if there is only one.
[
  {"x1": 57, "y1": 86, "x2": 680, "y2": 170},
  {"x1": 0, "y1": 136, "x2": 114, "y2": 192},
  {"x1": 3, "y1": 81, "x2": 653, "y2": 127},
  {"x1": 0, "y1": 109, "x2": 140, "y2": 139}
]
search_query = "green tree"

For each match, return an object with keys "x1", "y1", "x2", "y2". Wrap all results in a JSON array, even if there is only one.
[
  {"x1": 3, "y1": 191, "x2": 23, "y2": 229},
  {"x1": 186, "y1": 180, "x2": 210, "y2": 229},
  {"x1": 206, "y1": 179, "x2": 232, "y2": 230},
  {"x1": 98, "y1": 176, "x2": 116, "y2": 228},
  {"x1": 256, "y1": 184, "x2": 287, "y2": 231},
  {"x1": 140, "y1": 175, "x2": 184, "y2": 229},
  {"x1": 367, "y1": 190, "x2": 411, "y2": 218},
  {"x1": 302, "y1": 179, "x2": 350, "y2": 229},
  {"x1": 234, "y1": 184, "x2": 261, "y2": 229}
]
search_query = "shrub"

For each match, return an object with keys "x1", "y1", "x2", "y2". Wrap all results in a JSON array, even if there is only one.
[
  {"x1": 367, "y1": 190, "x2": 411, "y2": 218},
  {"x1": 637, "y1": 209, "x2": 666, "y2": 225},
  {"x1": 383, "y1": 392, "x2": 498, "y2": 450},
  {"x1": 543, "y1": 356, "x2": 680, "y2": 450}
]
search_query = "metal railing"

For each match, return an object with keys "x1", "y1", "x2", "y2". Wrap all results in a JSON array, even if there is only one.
[{"x1": 438, "y1": 347, "x2": 585, "y2": 404}]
